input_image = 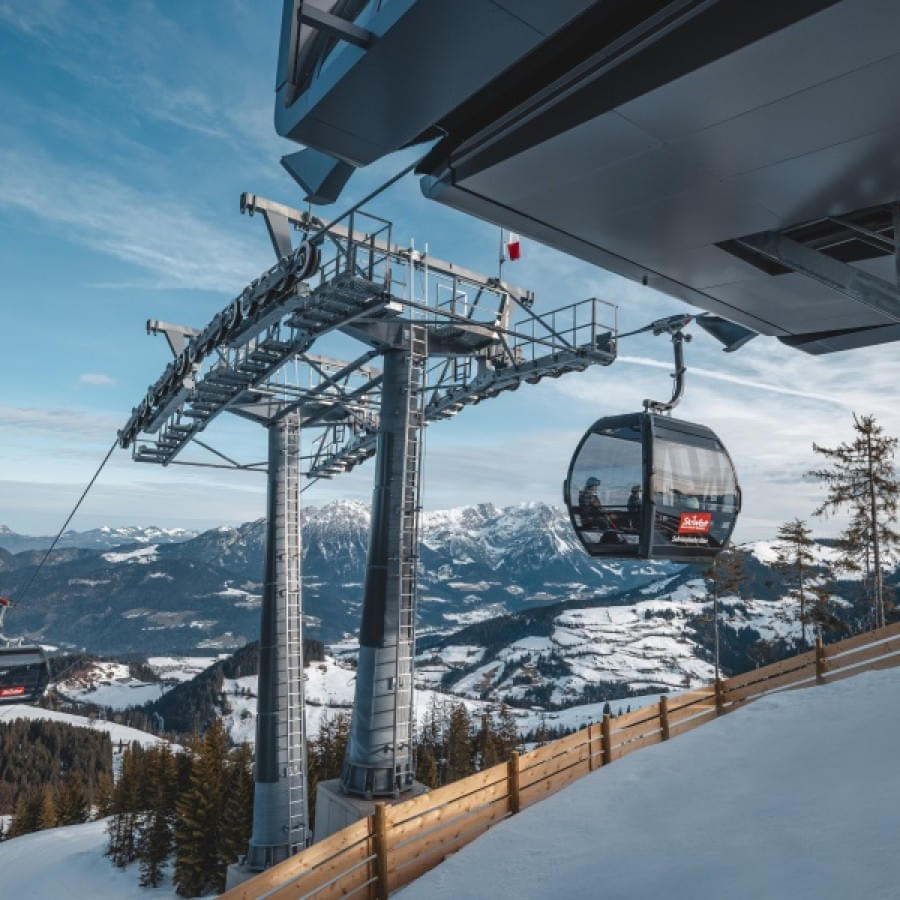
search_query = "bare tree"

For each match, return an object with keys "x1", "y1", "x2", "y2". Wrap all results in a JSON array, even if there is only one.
[{"x1": 810, "y1": 414, "x2": 900, "y2": 629}]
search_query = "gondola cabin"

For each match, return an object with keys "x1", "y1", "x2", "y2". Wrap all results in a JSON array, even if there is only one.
[
  {"x1": 564, "y1": 412, "x2": 740, "y2": 564},
  {"x1": 0, "y1": 646, "x2": 51, "y2": 705}
]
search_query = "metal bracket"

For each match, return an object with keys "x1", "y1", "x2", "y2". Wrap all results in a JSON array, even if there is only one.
[
  {"x1": 147, "y1": 319, "x2": 200, "y2": 357},
  {"x1": 240, "y1": 192, "x2": 296, "y2": 260},
  {"x1": 738, "y1": 231, "x2": 900, "y2": 325},
  {"x1": 299, "y1": 3, "x2": 374, "y2": 49}
]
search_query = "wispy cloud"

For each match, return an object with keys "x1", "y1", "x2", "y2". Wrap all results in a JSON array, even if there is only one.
[
  {"x1": 0, "y1": 143, "x2": 266, "y2": 292},
  {"x1": 79, "y1": 373, "x2": 116, "y2": 386},
  {"x1": 617, "y1": 354, "x2": 845, "y2": 406}
]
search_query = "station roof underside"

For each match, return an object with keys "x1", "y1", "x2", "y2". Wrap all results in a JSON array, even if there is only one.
[{"x1": 277, "y1": 0, "x2": 900, "y2": 354}]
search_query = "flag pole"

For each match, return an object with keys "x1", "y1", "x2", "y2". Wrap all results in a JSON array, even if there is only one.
[{"x1": 498, "y1": 226, "x2": 505, "y2": 280}]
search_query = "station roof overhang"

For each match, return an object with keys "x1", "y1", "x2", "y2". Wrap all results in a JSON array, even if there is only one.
[{"x1": 276, "y1": 0, "x2": 900, "y2": 354}]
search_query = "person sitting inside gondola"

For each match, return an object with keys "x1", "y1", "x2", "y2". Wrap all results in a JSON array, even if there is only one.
[
  {"x1": 625, "y1": 484, "x2": 642, "y2": 531},
  {"x1": 578, "y1": 477, "x2": 608, "y2": 530}
]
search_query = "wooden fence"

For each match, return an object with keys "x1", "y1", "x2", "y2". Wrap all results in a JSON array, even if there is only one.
[{"x1": 222, "y1": 620, "x2": 900, "y2": 900}]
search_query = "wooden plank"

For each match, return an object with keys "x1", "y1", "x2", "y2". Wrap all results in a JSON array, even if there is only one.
[
  {"x1": 608, "y1": 703, "x2": 661, "y2": 732},
  {"x1": 388, "y1": 797, "x2": 509, "y2": 871},
  {"x1": 659, "y1": 695, "x2": 670, "y2": 741},
  {"x1": 820, "y1": 651, "x2": 900, "y2": 685},
  {"x1": 665, "y1": 685, "x2": 716, "y2": 712},
  {"x1": 609, "y1": 717, "x2": 662, "y2": 749},
  {"x1": 311, "y1": 873, "x2": 377, "y2": 900},
  {"x1": 265, "y1": 841, "x2": 373, "y2": 900},
  {"x1": 668, "y1": 708, "x2": 718, "y2": 739},
  {"x1": 519, "y1": 757, "x2": 590, "y2": 809},
  {"x1": 386, "y1": 779, "x2": 508, "y2": 843},
  {"x1": 372, "y1": 804, "x2": 388, "y2": 900},
  {"x1": 601, "y1": 713, "x2": 612, "y2": 765},
  {"x1": 667, "y1": 699, "x2": 717, "y2": 727},
  {"x1": 724, "y1": 663, "x2": 817, "y2": 703},
  {"x1": 220, "y1": 819, "x2": 371, "y2": 900},
  {"x1": 823, "y1": 621, "x2": 900, "y2": 657},
  {"x1": 519, "y1": 742, "x2": 590, "y2": 790},
  {"x1": 387, "y1": 807, "x2": 503, "y2": 893},
  {"x1": 508, "y1": 751, "x2": 520, "y2": 814},
  {"x1": 386, "y1": 762, "x2": 508, "y2": 826},
  {"x1": 825, "y1": 637, "x2": 900, "y2": 673},
  {"x1": 723, "y1": 648, "x2": 817, "y2": 691},
  {"x1": 609, "y1": 729, "x2": 662, "y2": 761},
  {"x1": 517, "y1": 728, "x2": 589, "y2": 770}
]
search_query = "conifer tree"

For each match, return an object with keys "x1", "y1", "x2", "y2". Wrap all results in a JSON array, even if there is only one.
[
  {"x1": 415, "y1": 743, "x2": 439, "y2": 788},
  {"x1": 218, "y1": 744, "x2": 254, "y2": 874},
  {"x1": 475, "y1": 711, "x2": 498, "y2": 769},
  {"x1": 58, "y1": 772, "x2": 90, "y2": 826},
  {"x1": 495, "y1": 704, "x2": 519, "y2": 760},
  {"x1": 445, "y1": 704, "x2": 474, "y2": 782},
  {"x1": 173, "y1": 721, "x2": 229, "y2": 896},
  {"x1": 773, "y1": 521, "x2": 817, "y2": 649},
  {"x1": 37, "y1": 785, "x2": 58, "y2": 831},
  {"x1": 137, "y1": 745, "x2": 176, "y2": 888},
  {"x1": 107, "y1": 744, "x2": 143, "y2": 866},
  {"x1": 811, "y1": 414, "x2": 900, "y2": 629},
  {"x1": 8, "y1": 793, "x2": 32, "y2": 838},
  {"x1": 95, "y1": 770, "x2": 114, "y2": 819}
]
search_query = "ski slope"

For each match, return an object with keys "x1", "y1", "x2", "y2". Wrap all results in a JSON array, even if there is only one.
[
  {"x1": 0, "y1": 819, "x2": 180, "y2": 900},
  {"x1": 0, "y1": 705, "x2": 171, "y2": 750},
  {"x1": 399, "y1": 667, "x2": 900, "y2": 900}
]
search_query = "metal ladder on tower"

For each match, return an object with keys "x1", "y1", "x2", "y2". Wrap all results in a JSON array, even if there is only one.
[
  {"x1": 391, "y1": 322, "x2": 427, "y2": 791},
  {"x1": 278, "y1": 415, "x2": 308, "y2": 849}
]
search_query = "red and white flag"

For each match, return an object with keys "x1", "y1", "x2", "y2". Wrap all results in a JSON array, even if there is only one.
[{"x1": 505, "y1": 232, "x2": 521, "y2": 261}]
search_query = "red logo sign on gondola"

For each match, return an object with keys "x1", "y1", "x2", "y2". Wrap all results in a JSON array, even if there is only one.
[
  {"x1": 677, "y1": 512, "x2": 712, "y2": 535},
  {"x1": 0, "y1": 686, "x2": 25, "y2": 698}
]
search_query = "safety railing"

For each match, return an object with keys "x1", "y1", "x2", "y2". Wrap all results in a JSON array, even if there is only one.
[{"x1": 220, "y1": 622, "x2": 900, "y2": 900}]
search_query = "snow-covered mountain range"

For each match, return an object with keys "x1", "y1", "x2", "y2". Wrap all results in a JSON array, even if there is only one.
[
  {"x1": 0, "y1": 502, "x2": 681, "y2": 654},
  {"x1": 0, "y1": 502, "x2": 877, "y2": 708}
]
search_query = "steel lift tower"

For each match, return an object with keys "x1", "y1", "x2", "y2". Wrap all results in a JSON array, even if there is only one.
[{"x1": 118, "y1": 193, "x2": 617, "y2": 870}]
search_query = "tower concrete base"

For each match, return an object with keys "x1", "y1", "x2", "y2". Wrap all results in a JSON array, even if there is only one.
[{"x1": 313, "y1": 778, "x2": 430, "y2": 843}]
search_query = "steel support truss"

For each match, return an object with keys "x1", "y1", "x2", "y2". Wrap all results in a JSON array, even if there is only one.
[{"x1": 118, "y1": 190, "x2": 618, "y2": 841}]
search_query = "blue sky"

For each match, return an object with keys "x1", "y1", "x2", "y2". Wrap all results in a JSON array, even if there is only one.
[{"x1": 3, "y1": 1, "x2": 900, "y2": 540}]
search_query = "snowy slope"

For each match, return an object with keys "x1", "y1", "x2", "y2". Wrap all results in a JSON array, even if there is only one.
[
  {"x1": 0, "y1": 705, "x2": 172, "y2": 751},
  {"x1": 219, "y1": 656, "x2": 658, "y2": 747},
  {"x1": 399, "y1": 668, "x2": 900, "y2": 900},
  {"x1": 419, "y1": 573, "x2": 820, "y2": 707},
  {"x1": 0, "y1": 819, "x2": 179, "y2": 900},
  {"x1": 56, "y1": 661, "x2": 168, "y2": 709}
]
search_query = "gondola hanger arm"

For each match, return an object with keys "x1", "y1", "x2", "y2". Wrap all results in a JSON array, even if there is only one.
[{"x1": 643, "y1": 315, "x2": 693, "y2": 415}]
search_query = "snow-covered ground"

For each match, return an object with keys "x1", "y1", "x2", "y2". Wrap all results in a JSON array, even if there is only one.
[
  {"x1": 0, "y1": 705, "x2": 172, "y2": 751},
  {"x1": 220, "y1": 656, "x2": 660, "y2": 747},
  {"x1": 55, "y1": 657, "x2": 230, "y2": 711},
  {"x1": 399, "y1": 667, "x2": 900, "y2": 900},
  {"x1": 146, "y1": 655, "x2": 229, "y2": 682},
  {"x1": 0, "y1": 819, "x2": 180, "y2": 900},
  {"x1": 418, "y1": 573, "x2": 825, "y2": 707},
  {"x1": 56, "y1": 661, "x2": 168, "y2": 709}
]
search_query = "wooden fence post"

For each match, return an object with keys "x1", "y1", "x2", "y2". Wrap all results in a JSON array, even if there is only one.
[
  {"x1": 601, "y1": 712, "x2": 612, "y2": 765},
  {"x1": 373, "y1": 803, "x2": 389, "y2": 900},
  {"x1": 815, "y1": 635, "x2": 826, "y2": 685},
  {"x1": 508, "y1": 750, "x2": 521, "y2": 814},
  {"x1": 714, "y1": 678, "x2": 725, "y2": 715},
  {"x1": 587, "y1": 724, "x2": 596, "y2": 772},
  {"x1": 659, "y1": 695, "x2": 670, "y2": 741}
]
